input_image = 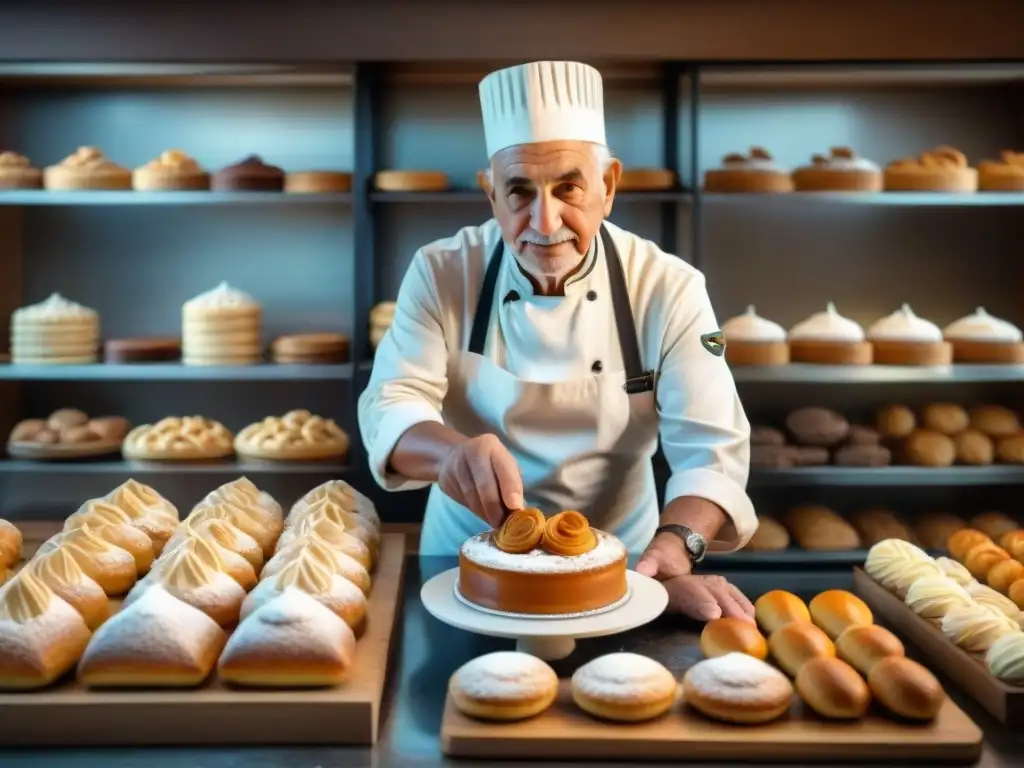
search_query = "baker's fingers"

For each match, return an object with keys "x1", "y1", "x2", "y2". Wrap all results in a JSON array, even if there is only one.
[
  {"x1": 703, "y1": 578, "x2": 753, "y2": 622},
  {"x1": 467, "y1": 454, "x2": 507, "y2": 527},
  {"x1": 670, "y1": 578, "x2": 722, "y2": 621},
  {"x1": 490, "y1": 447, "x2": 524, "y2": 511},
  {"x1": 728, "y1": 583, "x2": 756, "y2": 618},
  {"x1": 639, "y1": 536, "x2": 692, "y2": 580}
]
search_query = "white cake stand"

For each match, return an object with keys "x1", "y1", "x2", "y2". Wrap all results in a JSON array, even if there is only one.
[{"x1": 420, "y1": 568, "x2": 669, "y2": 660}]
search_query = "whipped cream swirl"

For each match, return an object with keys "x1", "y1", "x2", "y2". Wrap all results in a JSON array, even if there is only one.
[
  {"x1": 722, "y1": 305, "x2": 786, "y2": 343},
  {"x1": 788, "y1": 302, "x2": 865, "y2": 342},
  {"x1": 867, "y1": 303, "x2": 943, "y2": 342},
  {"x1": 943, "y1": 307, "x2": 1022, "y2": 343}
]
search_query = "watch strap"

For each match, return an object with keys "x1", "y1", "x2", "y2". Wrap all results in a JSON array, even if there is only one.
[{"x1": 654, "y1": 523, "x2": 706, "y2": 564}]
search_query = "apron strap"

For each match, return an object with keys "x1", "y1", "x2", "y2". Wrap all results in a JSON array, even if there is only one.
[{"x1": 467, "y1": 237, "x2": 505, "y2": 356}]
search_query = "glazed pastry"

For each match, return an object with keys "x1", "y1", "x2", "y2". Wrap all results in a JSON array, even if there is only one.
[
  {"x1": 123, "y1": 416, "x2": 234, "y2": 461},
  {"x1": 374, "y1": 170, "x2": 449, "y2": 192},
  {"x1": 969, "y1": 512, "x2": 1018, "y2": 541},
  {"x1": 940, "y1": 604, "x2": 1019, "y2": 653},
  {"x1": 572, "y1": 652, "x2": 678, "y2": 722},
  {"x1": 986, "y1": 559, "x2": 1024, "y2": 594},
  {"x1": 867, "y1": 657, "x2": 945, "y2": 721},
  {"x1": 0, "y1": 571, "x2": 92, "y2": 690},
  {"x1": 212, "y1": 154, "x2": 284, "y2": 192},
  {"x1": 132, "y1": 150, "x2": 209, "y2": 191},
  {"x1": 43, "y1": 146, "x2": 131, "y2": 191},
  {"x1": 787, "y1": 303, "x2": 872, "y2": 365},
  {"x1": 792, "y1": 147, "x2": 882, "y2": 193},
  {"x1": 850, "y1": 509, "x2": 914, "y2": 547},
  {"x1": 795, "y1": 657, "x2": 870, "y2": 720},
  {"x1": 264, "y1": 524, "x2": 372, "y2": 583},
  {"x1": 884, "y1": 146, "x2": 978, "y2": 193},
  {"x1": 785, "y1": 407, "x2": 849, "y2": 447},
  {"x1": 24, "y1": 547, "x2": 110, "y2": 630},
  {"x1": 369, "y1": 301, "x2": 396, "y2": 350},
  {"x1": 904, "y1": 576, "x2": 973, "y2": 619},
  {"x1": 271, "y1": 332, "x2": 349, "y2": 364},
  {"x1": 280, "y1": 496, "x2": 378, "y2": 560},
  {"x1": 617, "y1": 168, "x2": 676, "y2": 191},
  {"x1": 704, "y1": 148, "x2": 793, "y2": 194},
  {"x1": 0, "y1": 519, "x2": 22, "y2": 570},
  {"x1": 997, "y1": 434, "x2": 1024, "y2": 464},
  {"x1": 78, "y1": 585, "x2": 227, "y2": 688},
  {"x1": 721, "y1": 305, "x2": 789, "y2": 366},
  {"x1": 768, "y1": 621, "x2": 836, "y2": 677},
  {"x1": 217, "y1": 587, "x2": 357, "y2": 688},
  {"x1": 935, "y1": 556, "x2": 976, "y2": 587},
  {"x1": 184, "y1": 503, "x2": 279, "y2": 562},
  {"x1": 943, "y1": 307, "x2": 1024, "y2": 364},
  {"x1": 969, "y1": 405, "x2": 1020, "y2": 438},
  {"x1": 999, "y1": 530, "x2": 1024, "y2": 560},
  {"x1": 0, "y1": 151, "x2": 42, "y2": 189},
  {"x1": 978, "y1": 150, "x2": 1024, "y2": 192},
  {"x1": 985, "y1": 632, "x2": 1024, "y2": 684},
  {"x1": 921, "y1": 403, "x2": 969, "y2": 436},
  {"x1": 946, "y1": 528, "x2": 992, "y2": 561},
  {"x1": 833, "y1": 444, "x2": 892, "y2": 467},
  {"x1": 104, "y1": 337, "x2": 182, "y2": 363},
  {"x1": 683, "y1": 652, "x2": 793, "y2": 724},
  {"x1": 288, "y1": 479, "x2": 380, "y2": 530},
  {"x1": 102, "y1": 479, "x2": 179, "y2": 554},
  {"x1": 284, "y1": 171, "x2": 352, "y2": 194},
  {"x1": 754, "y1": 590, "x2": 811, "y2": 636},
  {"x1": 447, "y1": 651, "x2": 558, "y2": 721},
  {"x1": 782, "y1": 505, "x2": 861, "y2": 551},
  {"x1": 34, "y1": 526, "x2": 137, "y2": 595},
  {"x1": 834, "y1": 624, "x2": 904, "y2": 676},
  {"x1": 162, "y1": 517, "x2": 263, "y2": 578},
  {"x1": 965, "y1": 582, "x2": 1020, "y2": 618},
  {"x1": 196, "y1": 476, "x2": 284, "y2": 536},
  {"x1": 742, "y1": 515, "x2": 790, "y2": 552},
  {"x1": 235, "y1": 409, "x2": 350, "y2": 461},
  {"x1": 863, "y1": 538, "x2": 934, "y2": 595},
  {"x1": 904, "y1": 429, "x2": 956, "y2": 467},
  {"x1": 808, "y1": 590, "x2": 873, "y2": 640},
  {"x1": 700, "y1": 617, "x2": 769, "y2": 660},
  {"x1": 955, "y1": 430, "x2": 994, "y2": 466},
  {"x1": 10, "y1": 293, "x2": 99, "y2": 365},
  {"x1": 963, "y1": 543, "x2": 1011, "y2": 581},
  {"x1": 62, "y1": 501, "x2": 155, "y2": 575},
  {"x1": 867, "y1": 304, "x2": 951, "y2": 365},
  {"x1": 493, "y1": 508, "x2": 547, "y2": 554},
  {"x1": 182, "y1": 282, "x2": 263, "y2": 366},
  {"x1": 876, "y1": 404, "x2": 916, "y2": 440}
]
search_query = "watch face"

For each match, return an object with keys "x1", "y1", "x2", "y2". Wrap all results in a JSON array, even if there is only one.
[{"x1": 686, "y1": 532, "x2": 707, "y2": 561}]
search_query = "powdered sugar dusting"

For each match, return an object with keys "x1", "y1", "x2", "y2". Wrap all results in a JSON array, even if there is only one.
[
  {"x1": 572, "y1": 652, "x2": 676, "y2": 702},
  {"x1": 0, "y1": 589, "x2": 91, "y2": 683},
  {"x1": 241, "y1": 571, "x2": 366, "y2": 626},
  {"x1": 452, "y1": 651, "x2": 557, "y2": 700},
  {"x1": 684, "y1": 653, "x2": 792, "y2": 703},
  {"x1": 460, "y1": 530, "x2": 625, "y2": 574}
]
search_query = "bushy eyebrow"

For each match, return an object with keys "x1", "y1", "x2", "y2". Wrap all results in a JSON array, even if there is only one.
[{"x1": 505, "y1": 167, "x2": 586, "y2": 188}]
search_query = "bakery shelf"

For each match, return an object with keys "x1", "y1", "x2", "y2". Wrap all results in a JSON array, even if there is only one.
[
  {"x1": 749, "y1": 466, "x2": 1024, "y2": 487},
  {"x1": 0, "y1": 363, "x2": 355, "y2": 381},
  {"x1": 731, "y1": 364, "x2": 1024, "y2": 384},
  {"x1": 0, "y1": 191, "x2": 351, "y2": 206},
  {"x1": 369, "y1": 189, "x2": 693, "y2": 204},
  {"x1": 0, "y1": 459, "x2": 350, "y2": 475},
  {"x1": 703, "y1": 192, "x2": 1024, "y2": 206},
  {"x1": 708, "y1": 547, "x2": 943, "y2": 569}
]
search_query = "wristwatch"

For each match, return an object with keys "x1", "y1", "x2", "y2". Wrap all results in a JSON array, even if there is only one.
[{"x1": 654, "y1": 524, "x2": 707, "y2": 564}]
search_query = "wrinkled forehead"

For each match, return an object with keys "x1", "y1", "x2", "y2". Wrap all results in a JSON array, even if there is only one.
[{"x1": 491, "y1": 140, "x2": 598, "y2": 185}]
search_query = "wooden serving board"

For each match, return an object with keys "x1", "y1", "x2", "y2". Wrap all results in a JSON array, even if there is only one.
[
  {"x1": 0, "y1": 529, "x2": 406, "y2": 747},
  {"x1": 441, "y1": 679, "x2": 982, "y2": 762},
  {"x1": 853, "y1": 567, "x2": 1024, "y2": 726}
]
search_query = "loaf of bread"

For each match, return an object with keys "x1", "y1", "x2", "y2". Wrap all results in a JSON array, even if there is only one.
[{"x1": 783, "y1": 506, "x2": 861, "y2": 551}]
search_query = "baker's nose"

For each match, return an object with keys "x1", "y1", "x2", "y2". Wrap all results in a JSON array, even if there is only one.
[{"x1": 529, "y1": 192, "x2": 562, "y2": 236}]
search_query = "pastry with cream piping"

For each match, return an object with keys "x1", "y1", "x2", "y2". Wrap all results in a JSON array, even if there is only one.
[
  {"x1": 0, "y1": 151, "x2": 42, "y2": 189},
  {"x1": 572, "y1": 652, "x2": 678, "y2": 722},
  {"x1": 43, "y1": 146, "x2": 131, "y2": 191},
  {"x1": 163, "y1": 518, "x2": 263, "y2": 579},
  {"x1": 218, "y1": 587, "x2": 357, "y2": 688},
  {"x1": 195, "y1": 476, "x2": 284, "y2": 536},
  {"x1": 212, "y1": 154, "x2": 284, "y2": 192},
  {"x1": 101, "y1": 479, "x2": 180, "y2": 554},
  {"x1": 182, "y1": 281, "x2": 263, "y2": 365},
  {"x1": 34, "y1": 525, "x2": 138, "y2": 595},
  {"x1": 965, "y1": 582, "x2": 1020, "y2": 618},
  {"x1": 261, "y1": 528, "x2": 371, "y2": 594},
  {"x1": 11, "y1": 293, "x2": 100, "y2": 364},
  {"x1": 704, "y1": 147, "x2": 793, "y2": 193},
  {"x1": 369, "y1": 301, "x2": 395, "y2": 350},
  {"x1": 235, "y1": 409, "x2": 350, "y2": 461},
  {"x1": 284, "y1": 171, "x2": 352, "y2": 194},
  {"x1": 721, "y1": 305, "x2": 789, "y2": 366},
  {"x1": 787, "y1": 302, "x2": 872, "y2": 365},
  {"x1": 289, "y1": 479, "x2": 381, "y2": 530},
  {"x1": 904, "y1": 576, "x2": 973, "y2": 620},
  {"x1": 62, "y1": 501, "x2": 155, "y2": 575},
  {"x1": 935, "y1": 556, "x2": 976, "y2": 587},
  {"x1": 943, "y1": 307, "x2": 1024, "y2": 364},
  {"x1": 978, "y1": 150, "x2": 1024, "y2": 192},
  {"x1": 0, "y1": 518, "x2": 22, "y2": 571},
  {"x1": 940, "y1": 603, "x2": 1019, "y2": 653},
  {"x1": 683, "y1": 653, "x2": 793, "y2": 724},
  {"x1": 184, "y1": 503, "x2": 279, "y2": 562},
  {"x1": 279, "y1": 495, "x2": 379, "y2": 559},
  {"x1": 123, "y1": 415, "x2": 234, "y2": 461},
  {"x1": 77, "y1": 585, "x2": 227, "y2": 688},
  {"x1": 884, "y1": 146, "x2": 978, "y2": 193},
  {"x1": 133, "y1": 150, "x2": 209, "y2": 191},
  {"x1": 25, "y1": 547, "x2": 109, "y2": 630},
  {"x1": 0, "y1": 571, "x2": 93, "y2": 690},
  {"x1": 867, "y1": 304, "x2": 952, "y2": 366},
  {"x1": 986, "y1": 632, "x2": 1024, "y2": 684},
  {"x1": 448, "y1": 651, "x2": 558, "y2": 721},
  {"x1": 792, "y1": 147, "x2": 882, "y2": 192}
]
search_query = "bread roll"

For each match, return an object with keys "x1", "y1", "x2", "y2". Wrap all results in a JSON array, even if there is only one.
[
  {"x1": 750, "y1": 426, "x2": 786, "y2": 446},
  {"x1": 904, "y1": 576, "x2": 972, "y2": 620},
  {"x1": 700, "y1": 617, "x2": 768, "y2": 660},
  {"x1": 808, "y1": 590, "x2": 873, "y2": 639},
  {"x1": 921, "y1": 403, "x2": 969, "y2": 435},
  {"x1": 785, "y1": 407, "x2": 848, "y2": 446},
  {"x1": 1009, "y1": 578, "x2": 1024, "y2": 610},
  {"x1": 997, "y1": 434, "x2": 1024, "y2": 464},
  {"x1": 913, "y1": 513, "x2": 966, "y2": 551},
  {"x1": 986, "y1": 558, "x2": 1024, "y2": 594},
  {"x1": 795, "y1": 657, "x2": 870, "y2": 719},
  {"x1": 964, "y1": 542, "x2": 1010, "y2": 580},
  {"x1": 876, "y1": 405, "x2": 916, "y2": 439},
  {"x1": 447, "y1": 651, "x2": 558, "y2": 721},
  {"x1": 783, "y1": 505, "x2": 861, "y2": 551},
  {"x1": 850, "y1": 509, "x2": 913, "y2": 547},
  {"x1": 969, "y1": 404, "x2": 1020, "y2": 438},
  {"x1": 835, "y1": 624, "x2": 904, "y2": 676},
  {"x1": 572, "y1": 653, "x2": 678, "y2": 722},
  {"x1": 904, "y1": 430, "x2": 956, "y2": 467},
  {"x1": 768, "y1": 621, "x2": 836, "y2": 677},
  {"x1": 682, "y1": 653, "x2": 793, "y2": 724},
  {"x1": 955, "y1": 429, "x2": 994, "y2": 465},
  {"x1": 868, "y1": 656, "x2": 945, "y2": 721},
  {"x1": 754, "y1": 590, "x2": 810, "y2": 635},
  {"x1": 998, "y1": 530, "x2": 1024, "y2": 560},
  {"x1": 743, "y1": 515, "x2": 790, "y2": 552},
  {"x1": 34, "y1": 526, "x2": 137, "y2": 595},
  {"x1": 969, "y1": 512, "x2": 1018, "y2": 541},
  {"x1": 985, "y1": 632, "x2": 1024, "y2": 685},
  {"x1": 218, "y1": 588, "x2": 357, "y2": 688},
  {"x1": 24, "y1": 547, "x2": 110, "y2": 630},
  {"x1": 946, "y1": 528, "x2": 991, "y2": 561},
  {"x1": 0, "y1": 518, "x2": 22, "y2": 570}
]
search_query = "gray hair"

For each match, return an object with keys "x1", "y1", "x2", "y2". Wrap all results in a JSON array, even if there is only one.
[{"x1": 484, "y1": 143, "x2": 614, "y2": 185}]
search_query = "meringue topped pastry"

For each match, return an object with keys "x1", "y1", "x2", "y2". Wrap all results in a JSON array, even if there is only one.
[
  {"x1": 721, "y1": 306, "x2": 789, "y2": 367},
  {"x1": 943, "y1": 307, "x2": 1024, "y2": 364},
  {"x1": 787, "y1": 302, "x2": 872, "y2": 365},
  {"x1": 792, "y1": 147, "x2": 882, "y2": 192},
  {"x1": 867, "y1": 304, "x2": 952, "y2": 366},
  {"x1": 704, "y1": 147, "x2": 793, "y2": 194}
]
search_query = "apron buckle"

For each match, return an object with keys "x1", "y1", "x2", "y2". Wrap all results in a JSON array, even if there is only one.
[{"x1": 623, "y1": 370, "x2": 656, "y2": 395}]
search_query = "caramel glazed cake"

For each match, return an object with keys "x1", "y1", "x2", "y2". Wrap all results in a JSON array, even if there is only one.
[
  {"x1": 458, "y1": 509, "x2": 628, "y2": 616},
  {"x1": 182, "y1": 282, "x2": 262, "y2": 366}
]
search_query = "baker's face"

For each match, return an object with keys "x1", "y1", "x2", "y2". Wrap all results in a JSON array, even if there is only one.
[{"x1": 486, "y1": 141, "x2": 621, "y2": 284}]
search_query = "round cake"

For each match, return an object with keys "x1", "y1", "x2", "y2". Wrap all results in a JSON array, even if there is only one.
[{"x1": 458, "y1": 509, "x2": 628, "y2": 616}]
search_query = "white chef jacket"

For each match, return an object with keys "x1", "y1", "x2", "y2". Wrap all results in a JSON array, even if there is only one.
[{"x1": 358, "y1": 218, "x2": 756, "y2": 554}]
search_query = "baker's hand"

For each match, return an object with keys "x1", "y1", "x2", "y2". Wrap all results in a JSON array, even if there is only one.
[{"x1": 438, "y1": 434, "x2": 524, "y2": 527}]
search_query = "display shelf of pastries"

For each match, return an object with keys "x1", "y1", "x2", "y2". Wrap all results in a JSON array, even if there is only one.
[
  {"x1": 0, "y1": 458, "x2": 351, "y2": 476},
  {"x1": 731, "y1": 363, "x2": 1024, "y2": 384},
  {"x1": 979, "y1": 150, "x2": 1024, "y2": 192},
  {"x1": 867, "y1": 304, "x2": 952, "y2": 366},
  {"x1": 182, "y1": 282, "x2": 263, "y2": 366},
  {"x1": 721, "y1": 306, "x2": 789, "y2": 366},
  {"x1": 284, "y1": 170, "x2": 353, "y2": 194},
  {"x1": 43, "y1": 147, "x2": 131, "y2": 191},
  {"x1": 943, "y1": 308, "x2": 1024, "y2": 364},
  {"x1": 0, "y1": 151, "x2": 42, "y2": 190},
  {"x1": 11, "y1": 293, "x2": 100, "y2": 365},
  {"x1": 703, "y1": 147, "x2": 793, "y2": 194},
  {"x1": 884, "y1": 146, "x2": 978, "y2": 193},
  {"x1": 7, "y1": 409, "x2": 130, "y2": 461},
  {"x1": 791, "y1": 147, "x2": 882, "y2": 192},
  {"x1": 270, "y1": 333, "x2": 349, "y2": 364},
  {"x1": 0, "y1": 478, "x2": 406, "y2": 747},
  {"x1": 0, "y1": 362, "x2": 356, "y2": 381},
  {"x1": 787, "y1": 303, "x2": 872, "y2": 365},
  {"x1": 234, "y1": 409, "x2": 350, "y2": 462}
]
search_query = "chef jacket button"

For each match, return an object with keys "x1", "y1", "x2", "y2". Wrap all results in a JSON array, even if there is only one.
[
  {"x1": 591, "y1": 360, "x2": 603, "y2": 373},
  {"x1": 586, "y1": 290, "x2": 597, "y2": 301}
]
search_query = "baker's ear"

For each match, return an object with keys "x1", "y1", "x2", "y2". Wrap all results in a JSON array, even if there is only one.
[
  {"x1": 477, "y1": 168, "x2": 494, "y2": 200},
  {"x1": 603, "y1": 158, "x2": 623, "y2": 215}
]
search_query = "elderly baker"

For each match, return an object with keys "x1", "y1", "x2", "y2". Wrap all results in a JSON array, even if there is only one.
[{"x1": 358, "y1": 61, "x2": 758, "y2": 621}]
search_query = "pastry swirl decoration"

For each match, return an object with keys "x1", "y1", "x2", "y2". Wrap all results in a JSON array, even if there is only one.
[
  {"x1": 541, "y1": 510, "x2": 597, "y2": 556},
  {"x1": 492, "y1": 508, "x2": 546, "y2": 554}
]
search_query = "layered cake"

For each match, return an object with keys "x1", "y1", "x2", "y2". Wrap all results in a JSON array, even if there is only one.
[
  {"x1": 979, "y1": 151, "x2": 1024, "y2": 192},
  {"x1": 212, "y1": 155, "x2": 284, "y2": 192},
  {"x1": 721, "y1": 305, "x2": 789, "y2": 366},
  {"x1": 704, "y1": 148, "x2": 792, "y2": 194},
  {"x1": 133, "y1": 150, "x2": 209, "y2": 191},
  {"x1": 458, "y1": 509, "x2": 628, "y2": 616},
  {"x1": 792, "y1": 147, "x2": 882, "y2": 192},
  {"x1": 0, "y1": 151, "x2": 42, "y2": 189},
  {"x1": 867, "y1": 304, "x2": 952, "y2": 366},
  {"x1": 43, "y1": 147, "x2": 131, "y2": 191},
  {"x1": 788, "y1": 302, "x2": 872, "y2": 365},
  {"x1": 182, "y1": 282, "x2": 262, "y2": 366},
  {"x1": 943, "y1": 307, "x2": 1024, "y2": 364},
  {"x1": 11, "y1": 293, "x2": 99, "y2": 364},
  {"x1": 884, "y1": 146, "x2": 978, "y2": 193}
]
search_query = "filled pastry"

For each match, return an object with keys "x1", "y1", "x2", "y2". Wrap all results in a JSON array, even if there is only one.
[
  {"x1": 133, "y1": 149, "x2": 210, "y2": 191},
  {"x1": 866, "y1": 304, "x2": 951, "y2": 366},
  {"x1": 279, "y1": 496, "x2": 380, "y2": 563},
  {"x1": 197, "y1": 476, "x2": 284, "y2": 533},
  {"x1": 448, "y1": 651, "x2": 558, "y2": 721},
  {"x1": 61, "y1": 501, "x2": 155, "y2": 575},
  {"x1": 683, "y1": 653, "x2": 793, "y2": 724},
  {"x1": 10, "y1": 294, "x2": 101, "y2": 366},
  {"x1": 943, "y1": 307, "x2": 1024, "y2": 364},
  {"x1": 24, "y1": 547, "x2": 110, "y2": 630},
  {"x1": 101, "y1": 479, "x2": 180, "y2": 554},
  {"x1": 122, "y1": 415, "x2": 234, "y2": 461},
  {"x1": 572, "y1": 652, "x2": 678, "y2": 722},
  {"x1": 0, "y1": 151, "x2": 42, "y2": 189},
  {"x1": 235, "y1": 409, "x2": 350, "y2": 461},
  {"x1": 162, "y1": 517, "x2": 263, "y2": 578},
  {"x1": 43, "y1": 147, "x2": 131, "y2": 191},
  {"x1": 289, "y1": 479, "x2": 381, "y2": 530},
  {"x1": 791, "y1": 147, "x2": 882, "y2": 192},
  {"x1": 704, "y1": 147, "x2": 793, "y2": 193},
  {"x1": 182, "y1": 282, "x2": 263, "y2": 366},
  {"x1": 978, "y1": 150, "x2": 1024, "y2": 192},
  {"x1": 34, "y1": 525, "x2": 138, "y2": 596},
  {"x1": 0, "y1": 518, "x2": 22, "y2": 571},
  {"x1": 212, "y1": 155, "x2": 284, "y2": 192},
  {"x1": 884, "y1": 146, "x2": 978, "y2": 193},
  {"x1": 721, "y1": 305, "x2": 789, "y2": 366},
  {"x1": 787, "y1": 303, "x2": 872, "y2": 365}
]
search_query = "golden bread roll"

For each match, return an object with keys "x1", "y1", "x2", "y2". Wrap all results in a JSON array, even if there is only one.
[
  {"x1": 904, "y1": 429, "x2": 956, "y2": 467},
  {"x1": 969, "y1": 404, "x2": 1020, "y2": 438},
  {"x1": 986, "y1": 558, "x2": 1024, "y2": 594},
  {"x1": 572, "y1": 652, "x2": 678, "y2": 722},
  {"x1": 964, "y1": 542, "x2": 1011, "y2": 580},
  {"x1": 217, "y1": 588, "x2": 357, "y2": 688},
  {"x1": 969, "y1": 512, "x2": 1019, "y2": 541},
  {"x1": 904, "y1": 576, "x2": 972, "y2": 620},
  {"x1": 24, "y1": 547, "x2": 110, "y2": 630},
  {"x1": 965, "y1": 582, "x2": 1020, "y2": 618},
  {"x1": 0, "y1": 519, "x2": 22, "y2": 569},
  {"x1": 998, "y1": 530, "x2": 1024, "y2": 560},
  {"x1": 921, "y1": 403, "x2": 969, "y2": 435},
  {"x1": 997, "y1": 434, "x2": 1024, "y2": 464},
  {"x1": 783, "y1": 505, "x2": 861, "y2": 551},
  {"x1": 795, "y1": 657, "x2": 871, "y2": 720},
  {"x1": 754, "y1": 590, "x2": 811, "y2": 635},
  {"x1": 867, "y1": 656, "x2": 945, "y2": 721},
  {"x1": 700, "y1": 617, "x2": 768, "y2": 660},
  {"x1": 447, "y1": 651, "x2": 558, "y2": 721},
  {"x1": 768, "y1": 621, "x2": 836, "y2": 677},
  {"x1": 743, "y1": 515, "x2": 790, "y2": 552},
  {"x1": 934, "y1": 556, "x2": 976, "y2": 587},
  {"x1": 876, "y1": 404, "x2": 916, "y2": 439},
  {"x1": 1010, "y1": 579, "x2": 1024, "y2": 610},
  {"x1": 682, "y1": 652, "x2": 793, "y2": 724},
  {"x1": 850, "y1": 509, "x2": 914, "y2": 547},
  {"x1": 985, "y1": 632, "x2": 1024, "y2": 685},
  {"x1": 913, "y1": 513, "x2": 966, "y2": 551},
  {"x1": 808, "y1": 590, "x2": 873, "y2": 639},
  {"x1": 835, "y1": 624, "x2": 904, "y2": 676},
  {"x1": 947, "y1": 528, "x2": 991, "y2": 561},
  {"x1": 954, "y1": 429, "x2": 994, "y2": 465},
  {"x1": 941, "y1": 604, "x2": 1019, "y2": 653}
]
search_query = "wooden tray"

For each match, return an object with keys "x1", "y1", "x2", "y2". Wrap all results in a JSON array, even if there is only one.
[
  {"x1": 7, "y1": 439, "x2": 123, "y2": 460},
  {"x1": 853, "y1": 566, "x2": 1024, "y2": 726},
  {"x1": 0, "y1": 530, "x2": 406, "y2": 746},
  {"x1": 441, "y1": 679, "x2": 982, "y2": 762}
]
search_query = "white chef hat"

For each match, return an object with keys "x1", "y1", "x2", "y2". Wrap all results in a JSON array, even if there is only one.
[{"x1": 478, "y1": 61, "x2": 606, "y2": 159}]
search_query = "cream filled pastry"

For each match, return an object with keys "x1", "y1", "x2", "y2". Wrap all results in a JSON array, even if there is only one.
[
  {"x1": 867, "y1": 304, "x2": 952, "y2": 366},
  {"x1": 0, "y1": 151, "x2": 42, "y2": 189},
  {"x1": 864, "y1": 538, "x2": 934, "y2": 596},
  {"x1": 448, "y1": 651, "x2": 559, "y2": 721},
  {"x1": 102, "y1": 479, "x2": 179, "y2": 554},
  {"x1": 11, "y1": 292, "x2": 100, "y2": 365},
  {"x1": 986, "y1": 632, "x2": 1024, "y2": 684},
  {"x1": 0, "y1": 571, "x2": 92, "y2": 690},
  {"x1": 935, "y1": 556, "x2": 976, "y2": 587},
  {"x1": 184, "y1": 502, "x2": 278, "y2": 560},
  {"x1": 792, "y1": 147, "x2": 882, "y2": 192},
  {"x1": 288, "y1": 479, "x2": 381, "y2": 530},
  {"x1": 904, "y1": 576, "x2": 973, "y2": 620},
  {"x1": 787, "y1": 302, "x2": 872, "y2": 365},
  {"x1": 965, "y1": 583, "x2": 1021, "y2": 618},
  {"x1": 261, "y1": 530, "x2": 372, "y2": 595},
  {"x1": 940, "y1": 604, "x2": 1020, "y2": 653},
  {"x1": 704, "y1": 147, "x2": 793, "y2": 193},
  {"x1": 278, "y1": 496, "x2": 379, "y2": 563},
  {"x1": 61, "y1": 502, "x2": 155, "y2": 575},
  {"x1": 721, "y1": 305, "x2": 789, "y2": 366},
  {"x1": 163, "y1": 517, "x2": 263, "y2": 578},
  {"x1": 35, "y1": 525, "x2": 138, "y2": 595},
  {"x1": 194, "y1": 477, "x2": 283, "y2": 539},
  {"x1": 0, "y1": 518, "x2": 23, "y2": 570},
  {"x1": 182, "y1": 282, "x2": 262, "y2": 366},
  {"x1": 272, "y1": 514, "x2": 371, "y2": 570},
  {"x1": 571, "y1": 652, "x2": 679, "y2": 722},
  {"x1": 943, "y1": 307, "x2": 1024, "y2": 364},
  {"x1": 24, "y1": 547, "x2": 110, "y2": 630},
  {"x1": 132, "y1": 149, "x2": 210, "y2": 191},
  {"x1": 43, "y1": 146, "x2": 131, "y2": 190}
]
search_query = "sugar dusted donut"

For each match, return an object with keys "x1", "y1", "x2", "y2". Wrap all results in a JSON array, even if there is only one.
[
  {"x1": 682, "y1": 652, "x2": 793, "y2": 724},
  {"x1": 571, "y1": 652, "x2": 678, "y2": 722},
  {"x1": 449, "y1": 651, "x2": 558, "y2": 721}
]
